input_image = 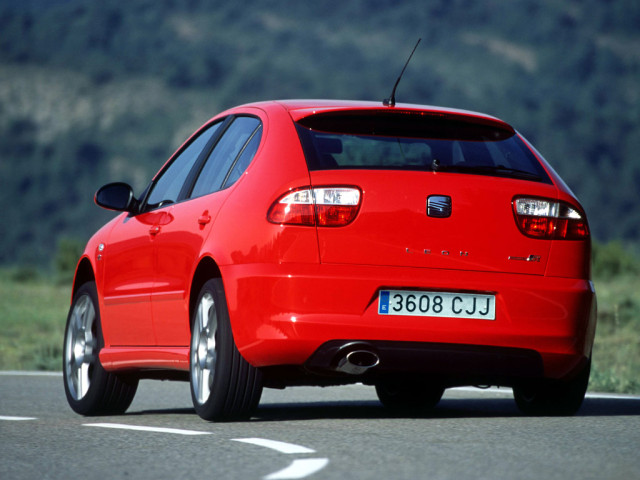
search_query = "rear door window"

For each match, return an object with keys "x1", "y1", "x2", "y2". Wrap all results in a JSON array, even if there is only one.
[{"x1": 145, "y1": 121, "x2": 223, "y2": 210}]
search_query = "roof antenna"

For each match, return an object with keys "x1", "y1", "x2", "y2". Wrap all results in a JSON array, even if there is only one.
[{"x1": 383, "y1": 38, "x2": 421, "y2": 107}]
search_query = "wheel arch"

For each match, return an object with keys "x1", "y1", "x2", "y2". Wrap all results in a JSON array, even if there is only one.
[
  {"x1": 189, "y1": 256, "x2": 222, "y2": 330},
  {"x1": 71, "y1": 257, "x2": 96, "y2": 301}
]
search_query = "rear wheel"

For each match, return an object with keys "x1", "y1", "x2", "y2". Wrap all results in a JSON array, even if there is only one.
[
  {"x1": 190, "y1": 279, "x2": 263, "y2": 421},
  {"x1": 513, "y1": 359, "x2": 591, "y2": 416},
  {"x1": 63, "y1": 282, "x2": 138, "y2": 415},
  {"x1": 375, "y1": 380, "x2": 444, "y2": 411}
]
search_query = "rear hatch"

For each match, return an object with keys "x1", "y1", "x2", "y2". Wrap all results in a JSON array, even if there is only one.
[{"x1": 293, "y1": 108, "x2": 559, "y2": 275}]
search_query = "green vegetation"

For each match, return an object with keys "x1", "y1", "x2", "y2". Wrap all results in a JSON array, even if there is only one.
[
  {"x1": 590, "y1": 241, "x2": 640, "y2": 393},
  {"x1": 591, "y1": 273, "x2": 640, "y2": 393},
  {"x1": 0, "y1": 0, "x2": 639, "y2": 267},
  {"x1": 0, "y1": 269, "x2": 69, "y2": 371}
]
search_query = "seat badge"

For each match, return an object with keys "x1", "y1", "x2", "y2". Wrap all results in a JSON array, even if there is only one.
[
  {"x1": 508, "y1": 255, "x2": 542, "y2": 262},
  {"x1": 427, "y1": 195, "x2": 452, "y2": 218}
]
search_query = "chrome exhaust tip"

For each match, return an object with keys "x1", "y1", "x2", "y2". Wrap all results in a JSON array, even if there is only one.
[{"x1": 336, "y1": 349, "x2": 380, "y2": 375}]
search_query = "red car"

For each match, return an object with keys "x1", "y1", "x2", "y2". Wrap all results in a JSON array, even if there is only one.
[{"x1": 63, "y1": 100, "x2": 596, "y2": 420}]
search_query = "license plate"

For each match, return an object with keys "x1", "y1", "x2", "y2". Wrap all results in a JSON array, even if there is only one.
[{"x1": 378, "y1": 290, "x2": 495, "y2": 320}]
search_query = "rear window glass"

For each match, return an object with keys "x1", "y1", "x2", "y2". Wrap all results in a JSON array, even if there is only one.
[{"x1": 295, "y1": 111, "x2": 550, "y2": 183}]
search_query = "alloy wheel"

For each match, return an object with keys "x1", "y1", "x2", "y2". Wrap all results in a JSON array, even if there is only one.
[
  {"x1": 64, "y1": 294, "x2": 97, "y2": 401},
  {"x1": 191, "y1": 292, "x2": 218, "y2": 405}
]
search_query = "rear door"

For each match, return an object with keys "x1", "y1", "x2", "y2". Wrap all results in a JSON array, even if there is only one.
[{"x1": 151, "y1": 116, "x2": 263, "y2": 346}]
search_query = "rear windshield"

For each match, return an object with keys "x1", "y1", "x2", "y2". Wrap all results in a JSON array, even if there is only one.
[{"x1": 295, "y1": 111, "x2": 550, "y2": 183}]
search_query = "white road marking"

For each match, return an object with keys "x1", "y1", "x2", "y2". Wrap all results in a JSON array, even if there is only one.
[
  {"x1": 263, "y1": 458, "x2": 329, "y2": 480},
  {"x1": 84, "y1": 423, "x2": 212, "y2": 436},
  {"x1": 232, "y1": 438, "x2": 328, "y2": 478},
  {"x1": 0, "y1": 371, "x2": 61, "y2": 376},
  {"x1": 232, "y1": 437, "x2": 315, "y2": 454},
  {"x1": 450, "y1": 386, "x2": 513, "y2": 396},
  {"x1": 451, "y1": 386, "x2": 640, "y2": 400},
  {"x1": 0, "y1": 416, "x2": 37, "y2": 421},
  {"x1": 586, "y1": 392, "x2": 640, "y2": 400}
]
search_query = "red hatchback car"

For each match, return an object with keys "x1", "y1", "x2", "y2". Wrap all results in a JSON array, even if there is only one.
[{"x1": 63, "y1": 100, "x2": 596, "y2": 420}]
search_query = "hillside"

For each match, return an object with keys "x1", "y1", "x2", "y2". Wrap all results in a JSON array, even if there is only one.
[{"x1": 1, "y1": 0, "x2": 639, "y2": 266}]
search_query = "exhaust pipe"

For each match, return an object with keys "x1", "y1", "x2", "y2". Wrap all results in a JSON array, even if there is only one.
[{"x1": 336, "y1": 349, "x2": 380, "y2": 375}]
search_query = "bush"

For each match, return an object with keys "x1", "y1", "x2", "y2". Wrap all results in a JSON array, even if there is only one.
[
  {"x1": 592, "y1": 241, "x2": 640, "y2": 280},
  {"x1": 54, "y1": 237, "x2": 84, "y2": 284},
  {"x1": 590, "y1": 242, "x2": 640, "y2": 393},
  {"x1": 10, "y1": 265, "x2": 40, "y2": 283}
]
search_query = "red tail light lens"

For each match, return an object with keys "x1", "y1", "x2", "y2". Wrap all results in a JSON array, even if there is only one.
[
  {"x1": 268, "y1": 187, "x2": 361, "y2": 227},
  {"x1": 267, "y1": 189, "x2": 315, "y2": 226},
  {"x1": 513, "y1": 197, "x2": 589, "y2": 240}
]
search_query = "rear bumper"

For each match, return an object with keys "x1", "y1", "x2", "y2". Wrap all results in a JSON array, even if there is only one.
[{"x1": 222, "y1": 262, "x2": 596, "y2": 381}]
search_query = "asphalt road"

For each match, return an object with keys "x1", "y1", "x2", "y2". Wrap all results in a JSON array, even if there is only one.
[{"x1": 1, "y1": 372, "x2": 639, "y2": 480}]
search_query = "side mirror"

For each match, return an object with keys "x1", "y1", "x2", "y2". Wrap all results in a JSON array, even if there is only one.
[{"x1": 95, "y1": 182, "x2": 137, "y2": 212}]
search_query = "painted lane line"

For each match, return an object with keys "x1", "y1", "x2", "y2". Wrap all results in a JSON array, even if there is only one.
[
  {"x1": 264, "y1": 458, "x2": 329, "y2": 480},
  {"x1": 586, "y1": 392, "x2": 640, "y2": 401},
  {"x1": 0, "y1": 371, "x2": 62, "y2": 377},
  {"x1": 232, "y1": 438, "x2": 315, "y2": 454},
  {"x1": 232, "y1": 438, "x2": 328, "y2": 479},
  {"x1": 84, "y1": 423, "x2": 212, "y2": 436},
  {"x1": 0, "y1": 416, "x2": 37, "y2": 421},
  {"x1": 451, "y1": 386, "x2": 640, "y2": 401},
  {"x1": 452, "y1": 386, "x2": 512, "y2": 395}
]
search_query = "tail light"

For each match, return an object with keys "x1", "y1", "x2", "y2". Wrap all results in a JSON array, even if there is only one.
[
  {"x1": 268, "y1": 186, "x2": 361, "y2": 227},
  {"x1": 513, "y1": 197, "x2": 589, "y2": 240}
]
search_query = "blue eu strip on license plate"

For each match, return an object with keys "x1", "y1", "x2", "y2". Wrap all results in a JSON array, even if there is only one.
[
  {"x1": 379, "y1": 290, "x2": 390, "y2": 314},
  {"x1": 378, "y1": 289, "x2": 495, "y2": 320}
]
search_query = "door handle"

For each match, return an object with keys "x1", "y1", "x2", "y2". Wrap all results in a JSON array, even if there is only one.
[{"x1": 198, "y1": 211, "x2": 211, "y2": 226}]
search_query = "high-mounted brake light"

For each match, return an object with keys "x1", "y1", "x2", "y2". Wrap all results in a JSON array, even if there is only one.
[
  {"x1": 513, "y1": 197, "x2": 589, "y2": 240},
  {"x1": 268, "y1": 187, "x2": 361, "y2": 227}
]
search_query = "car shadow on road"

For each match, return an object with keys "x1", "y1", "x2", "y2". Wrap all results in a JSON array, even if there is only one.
[
  {"x1": 581, "y1": 397, "x2": 640, "y2": 416},
  {"x1": 251, "y1": 396, "x2": 640, "y2": 422}
]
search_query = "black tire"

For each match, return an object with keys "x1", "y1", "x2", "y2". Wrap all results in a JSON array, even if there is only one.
[
  {"x1": 190, "y1": 278, "x2": 263, "y2": 421},
  {"x1": 513, "y1": 359, "x2": 591, "y2": 416},
  {"x1": 63, "y1": 282, "x2": 138, "y2": 415},
  {"x1": 375, "y1": 380, "x2": 444, "y2": 411}
]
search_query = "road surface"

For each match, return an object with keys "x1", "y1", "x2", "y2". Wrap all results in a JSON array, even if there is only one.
[{"x1": 1, "y1": 372, "x2": 639, "y2": 479}]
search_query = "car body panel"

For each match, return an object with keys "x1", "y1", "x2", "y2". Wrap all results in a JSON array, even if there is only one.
[
  {"x1": 200, "y1": 104, "x2": 319, "y2": 267},
  {"x1": 283, "y1": 99, "x2": 509, "y2": 127},
  {"x1": 99, "y1": 347, "x2": 190, "y2": 371},
  {"x1": 221, "y1": 262, "x2": 595, "y2": 380},
  {"x1": 100, "y1": 212, "x2": 158, "y2": 345}
]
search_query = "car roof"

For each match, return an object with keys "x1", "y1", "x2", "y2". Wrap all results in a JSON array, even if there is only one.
[{"x1": 234, "y1": 99, "x2": 513, "y2": 130}]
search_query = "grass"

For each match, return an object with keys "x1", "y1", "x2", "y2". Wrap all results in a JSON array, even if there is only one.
[
  {"x1": 0, "y1": 269, "x2": 70, "y2": 371},
  {"x1": 590, "y1": 274, "x2": 640, "y2": 393},
  {"x1": 0, "y1": 268, "x2": 638, "y2": 394}
]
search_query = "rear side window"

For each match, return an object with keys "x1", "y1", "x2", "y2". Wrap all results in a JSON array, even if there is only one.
[
  {"x1": 296, "y1": 111, "x2": 550, "y2": 183},
  {"x1": 224, "y1": 125, "x2": 262, "y2": 186},
  {"x1": 190, "y1": 116, "x2": 262, "y2": 198}
]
